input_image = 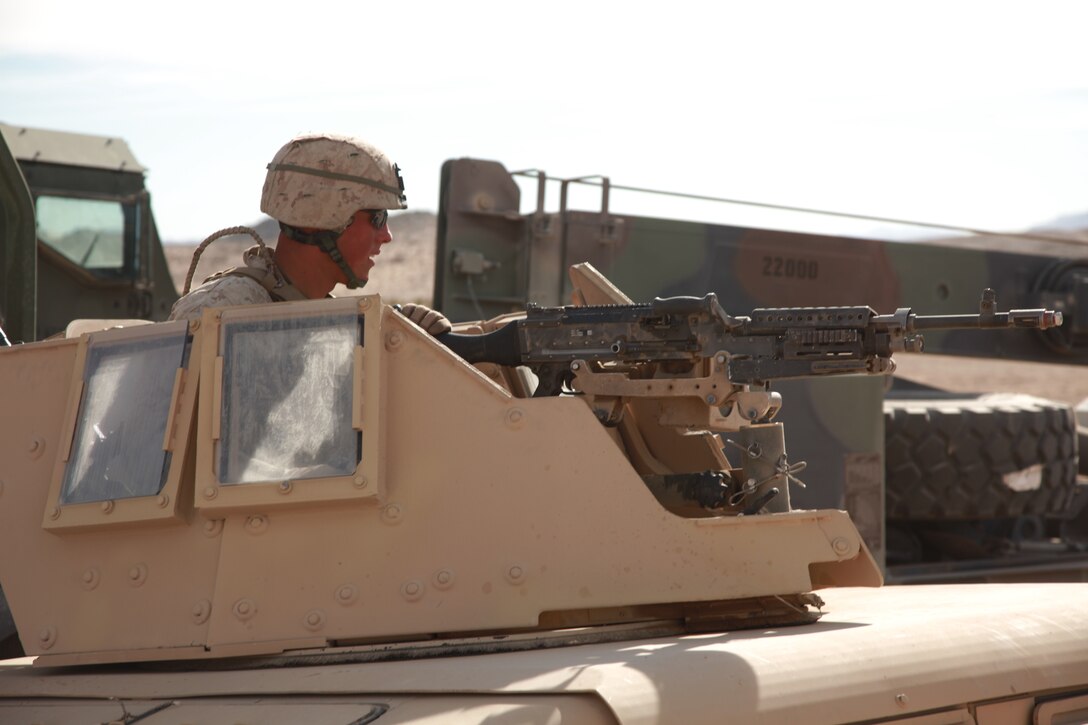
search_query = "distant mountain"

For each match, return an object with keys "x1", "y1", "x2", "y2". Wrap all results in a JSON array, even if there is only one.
[{"x1": 1033, "y1": 210, "x2": 1088, "y2": 233}]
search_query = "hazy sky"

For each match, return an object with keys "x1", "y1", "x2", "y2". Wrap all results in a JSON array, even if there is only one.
[{"x1": 2, "y1": 1, "x2": 1087, "y2": 242}]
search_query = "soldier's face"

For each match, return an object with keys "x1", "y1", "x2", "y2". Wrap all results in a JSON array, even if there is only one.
[{"x1": 337, "y1": 209, "x2": 393, "y2": 282}]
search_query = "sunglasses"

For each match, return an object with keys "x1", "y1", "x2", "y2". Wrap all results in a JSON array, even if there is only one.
[{"x1": 367, "y1": 209, "x2": 389, "y2": 229}]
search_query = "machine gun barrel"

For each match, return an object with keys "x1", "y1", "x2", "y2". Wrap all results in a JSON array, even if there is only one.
[
  {"x1": 891, "y1": 309, "x2": 1063, "y2": 331},
  {"x1": 434, "y1": 288, "x2": 1063, "y2": 391}
]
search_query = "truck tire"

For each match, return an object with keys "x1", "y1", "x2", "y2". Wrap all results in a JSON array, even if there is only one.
[{"x1": 884, "y1": 393, "x2": 1078, "y2": 521}]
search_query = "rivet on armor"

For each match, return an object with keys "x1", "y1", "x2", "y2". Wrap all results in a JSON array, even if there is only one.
[
  {"x1": 203, "y1": 486, "x2": 218, "y2": 500},
  {"x1": 359, "y1": 297, "x2": 372, "y2": 311},
  {"x1": 505, "y1": 564, "x2": 526, "y2": 585},
  {"x1": 335, "y1": 584, "x2": 358, "y2": 605},
  {"x1": 28, "y1": 437, "x2": 44, "y2": 459},
  {"x1": 433, "y1": 569, "x2": 455, "y2": 590},
  {"x1": 381, "y1": 504, "x2": 403, "y2": 525},
  {"x1": 895, "y1": 693, "x2": 909, "y2": 708},
  {"x1": 156, "y1": 494, "x2": 170, "y2": 508},
  {"x1": 233, "y1": 598, "x2": 257, "y2": 621},
  {"x1": 353, "y1": 475, "x2": 368, "y2": 489},
  {"x1": 706, "y1": 394, "x2": 717, "y2": 405},
  {"x1": 38, "y1": 626, "x2": 57, "y2": 650},
  {"x1": 832, "y1": 537, "x2": 852, "y2": 555},
  {"x1": 202, "y1": 519, "x2": 224, "y2": 537},
  {"x1": 386, "y1": 330, "x2": 404, "y2": 351},
  {"x1": 191, "y1": 599, "x2": 212, "y2": 625},
  {"x1": 505, "y1": 408, "x2": 525, "y2": 430},
  {"x1": 401, "y1": 580, "x2": 424, "y2": 602},
  {"x1": 278, "y1": 481, "x2": 293, "y2": 495},
  {"x1": 80, "y1": 567, "x2": 100, "y2": 591},
  {"x1": 128, "y1": 563, "x2": 148, "y2": 587},
  {"x1": 303, "y1": 609, "x2": 327, "y2": 631},
  {"x1": 245, "y1": 515, "x2": 269, "y2": 534},
  {"x1": 189, "y1": 319, "x2": 201, "y2": 331},
  {"x1": 100, "y1": 500, "x2": 115, "y2": 514},
  {"x1": 49, "y1": 506, "x2": 61, "y2": 520}
]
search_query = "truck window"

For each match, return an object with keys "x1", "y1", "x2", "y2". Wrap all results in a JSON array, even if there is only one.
[
  {"x1": 35, "y1": 195, "x2": 125, "y2": 271},
  {"x1": 61, "y1": 321, "x2": 190, "y2": 505},
  {"x1": 218, "y1": 310, "x2": 361, "y2": 484}
]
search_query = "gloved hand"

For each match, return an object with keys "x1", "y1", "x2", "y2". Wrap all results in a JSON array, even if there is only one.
[{"x1": 398, "y1": 303, "x2": 452, "y2": 336}]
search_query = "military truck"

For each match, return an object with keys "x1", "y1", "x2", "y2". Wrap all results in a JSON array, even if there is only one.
[
  {"x1": 433, "y1": 158, "x2": 1088, "y2": 581},
  {"x1": 0, "y1": 122, "x2": 178, "y2": 343}
]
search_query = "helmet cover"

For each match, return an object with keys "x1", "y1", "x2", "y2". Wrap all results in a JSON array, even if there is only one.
[{"x1": 260, "y1": 133, "x2": 406, "y2": 231}]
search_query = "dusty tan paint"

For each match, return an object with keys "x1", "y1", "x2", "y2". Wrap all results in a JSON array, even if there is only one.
[
  {"x1": 0, "y1": 695, "x2": 619, "y2": 724},
  {"x1": 1, "y1": 586, "x2": 1087, "y2": 725}
]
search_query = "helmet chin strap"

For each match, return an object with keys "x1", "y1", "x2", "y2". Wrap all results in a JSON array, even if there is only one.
[{"x1": 280, "y1": 223, "x2": 366, "y2": 289}]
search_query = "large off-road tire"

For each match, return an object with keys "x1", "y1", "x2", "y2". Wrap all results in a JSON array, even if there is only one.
[{"x1": 884, "y1": 393, "x2": 1078, "y2": 521}]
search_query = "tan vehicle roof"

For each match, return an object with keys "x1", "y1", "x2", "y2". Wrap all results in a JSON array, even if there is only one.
[
  {"x1": 2, "y1": 583, "x2": 1087, "y2": 723},
  {"x1": 0, "y1": 122, "x2": 146, "y2": 172}
]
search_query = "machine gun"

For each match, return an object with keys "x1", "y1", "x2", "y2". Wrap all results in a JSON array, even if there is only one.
[
  {"x1": 435, "y1": 289, "x2": 1062, "y2": 514},
  {"x1": 439, "y1": 287, "x2": 1062, "y2": 400}
]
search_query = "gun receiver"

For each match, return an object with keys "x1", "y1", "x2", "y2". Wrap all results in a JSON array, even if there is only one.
[{"x1": 439, "y1": 288, "x2": 1062, "y2": 394}]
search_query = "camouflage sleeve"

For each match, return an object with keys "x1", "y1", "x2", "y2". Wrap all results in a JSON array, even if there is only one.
[{"x1": 168, "y1": 276, "x2": 275, "y2": 321}]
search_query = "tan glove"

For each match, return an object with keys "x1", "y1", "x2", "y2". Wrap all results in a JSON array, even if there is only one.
[{"x1": 399, "y1": 303, "x2": 452, "y2": 336}]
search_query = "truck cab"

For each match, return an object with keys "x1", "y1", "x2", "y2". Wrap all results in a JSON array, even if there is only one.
[{"x1": 0, "y1": 123, "x2": 178, "y2": 343}]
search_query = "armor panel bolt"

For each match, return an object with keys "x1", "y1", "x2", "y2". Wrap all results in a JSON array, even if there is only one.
[
  {"x1": 506, "y1": 565, "x2": 526, "y2": 584},
  {"x1": 353, "y1": 475, "x2": 368, "y2": 489},
  {"x1": 382, "y1": 504, "x2": 403, "y2": 525},
  {"x1": 278, "y1": 481, "x2": 293, "y2": 495},
  {"x1": 49, "y1": 507, "x2": 60, "y2": 520},
  {"x1": 203, "y1": 519, "x2": 224, "y2": 538},
  {"x1": 156, "y1": 494, "x2": 170, "y2": 508},
  {"x1": 832, "y1": 537, "x2": 852, "y2": 555},
  {"x1": 246, "y1": 515, "x2": 269, "y2": 534},
  {"x1": 128, "y1": 564, "x2": 148, "y2": 587},
  {"x1": 233, "y1": 598, "x2": 257, "y2": 621},
  {"x1": 896, "y1": 693, "x2": 909, "y2": 708},
  {"x1": 386, "y1": 330, "x2": 404, "y2": 350},
  {"x1": 80, "y1": 568, "x2": 99, "y2": 590},
  {"x1": 505, "y1": 408, "x2": 525, "y2": 429},
  {"x1": 100, "y1": 500, "x2": 114, "y2": 514},
  {"x1": 401, "y1": 580, "x2": 424, "y2": 601},
  {"x1": 203, "y1": 486, "x2": 218, "y2": 500},
  {"x1": 434, "y1": 569, "x2": 455, "y2": 590},
  {"x1": 335, "y1": 585, "x2": 358, "y2": 605},
  {"x1": 304, "y1": 609, "x2": 326, "y2": 631},
  {"x1": 38, "y1": 627, "x2": 56, "y2": 650},
  {"x1": 27, "y1": 437, "x2": 44, "y2": 459},
  {"x1": 192, "y1": 599, "x2": 211, "y2": 625}
]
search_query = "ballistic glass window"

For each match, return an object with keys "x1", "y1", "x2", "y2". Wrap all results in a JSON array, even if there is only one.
[
  {"x1": 218, "y1": 311, "x2": 361, "y2": 484},
  {"x1": 61, "y1": 321, "x2": 190, "y2": 505},
  {"x1": 36, "y1": 196, "x2": 126, "y2": 271}
]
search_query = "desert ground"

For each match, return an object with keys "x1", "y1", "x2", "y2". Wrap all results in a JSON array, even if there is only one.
[{"x1": 165, "y1": 213, "x2": 1088, "y2": 408}]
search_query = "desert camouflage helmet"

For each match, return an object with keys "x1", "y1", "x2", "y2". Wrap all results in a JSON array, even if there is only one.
[
  {"x1": 260, "y1": 133, "x2": 406, "y2": 232},
  {"x1": 260, "y1": 133, "x2": 406, "y2": 289}
]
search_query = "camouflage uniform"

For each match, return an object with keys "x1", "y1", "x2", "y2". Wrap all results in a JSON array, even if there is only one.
[{"x1": 168, "y1": 245, "x2": 307, "y2": 322}]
